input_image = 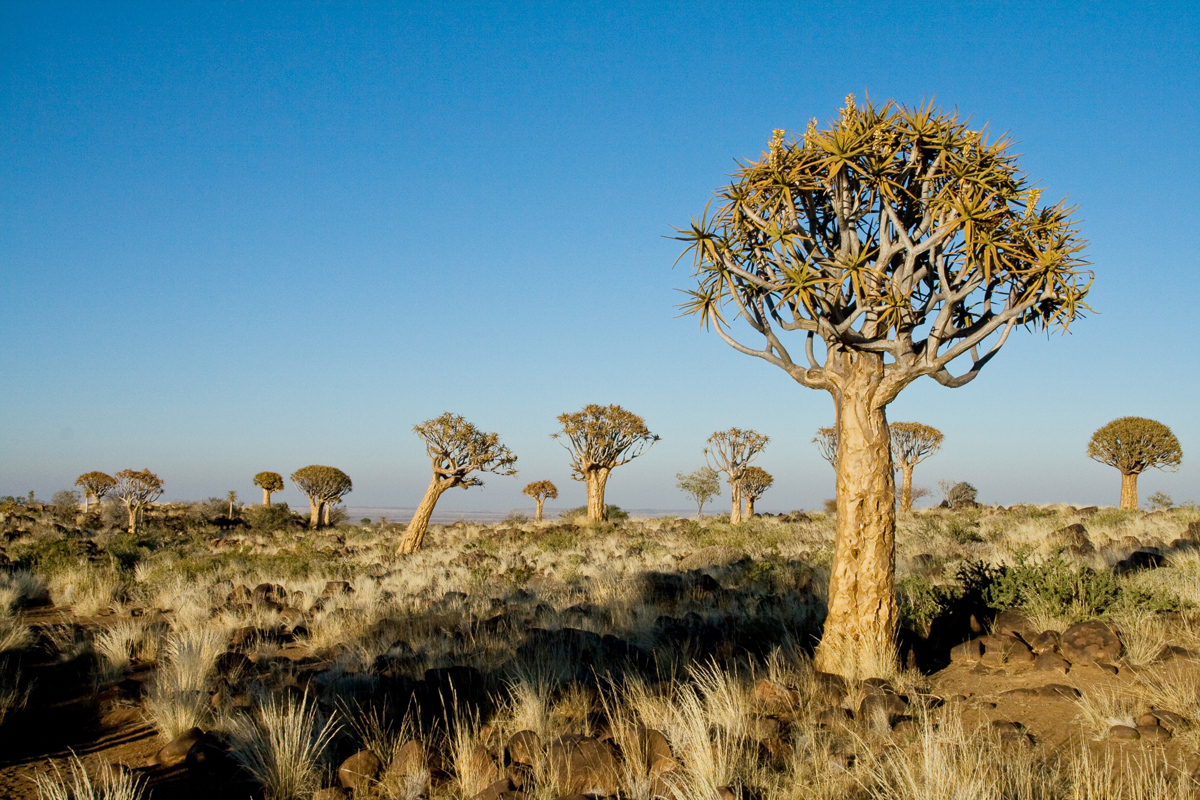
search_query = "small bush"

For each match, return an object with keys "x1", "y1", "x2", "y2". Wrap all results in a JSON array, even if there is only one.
[
  {"x1": 559, "y1": 505, "x2": 629, "y2": 522},
  {"x1": 939, "y1": 481, "x2": 978, "y2": 508},
  {"x1": 49, "y1": 490, "x2": 81, "y2": 525},
  {"x1": 244, "y1": 503, "x2": 300, "y2": 532},
  {"x1": 958, "y1": 551, "x2": 1120, "y2": 618}
]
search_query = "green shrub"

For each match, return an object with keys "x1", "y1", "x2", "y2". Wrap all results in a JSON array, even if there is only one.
[
  {"x1": 897, "y1": 575, "x2": 959, "y2": 638},
  {"x1": 558, "y1": 505, "x2": 629, "y2": 523},
  {"x1": 244, "y1": 503, "x2": 300, "y2": 532},
  {"x1": 957, "y1": 551, "x2": 1120, "y2": 617}
]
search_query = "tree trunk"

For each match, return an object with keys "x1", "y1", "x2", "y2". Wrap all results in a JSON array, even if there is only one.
[
  {"x1": 307, "y1": 497, "x2": 321, "y2": 529},
  {"x1": 322, "y1": 502, "x2": 331, "y2": 527},
  {"x1": 814, "y1": 354, "x2": 897, "y2": 679},
  {"x1": 126, "y1": 501, "x2": 138, "y2": 534},
  {"x1": 262, "y1": 488, "x2": 271, "y2": 506},
  {"x1": 586, "y1": 469, "x2": 611, "y2": 522},
  {"x1": 1120, "y1": 472, "x2": 1139, "y2": 510},
  {"x1": 730, "y1": 480, "x2": 743, "y2": 524},
  {"x1": 83, "y1": 494, "x2": 90, "y2": 514},
  {"x1": 746, "y1": 496, "x2": 756, "y2": 517},
  {"x1": 899, "y1": 463, "x2": 914, "y2": 512},
  {"x1": 398, "y1": 478, "x2": 449, "y2": 554},
  {"x1": 535, "y1": 498, "x2": 545, "y2": 523}
]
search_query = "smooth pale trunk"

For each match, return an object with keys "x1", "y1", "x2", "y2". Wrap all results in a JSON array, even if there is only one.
[
  {"x1": 126, "y1": 502, "x2": 138, "y2": 534},
  {"x1": 399, "y1": 478, "x2": 449, "y2": 553},
  {"x1": 83, "y1": 495, "x2": 90, "y2": 514},
  {"x1": 307, "y1": 498, "x2": 321, "y2": 529},
  {"x1": 586, "y1": 469, "x2": 611, "y2": 522},
  {"x1": 535, "y1": 499, "x2": 545, "y2": 523},
  {"x1": 1120, "y1": 472, "x2": 1139, "y2": 510},
  {"x1": 814, "y1": 354, "x2": 898, "y2": 678},
  {"x1": 730, "y1": 480, "x2": 743, "y2": 524},
  {"x1": 322, "y1": 502, "x2": 331, "y2": 527},
  {"x1": 899, "y1": 463, "x2": 914, "y2": 512},
  {"x1": 746, "y1": 497, "x2": 756, "y2": 517},
  {"x1": 262, "y1": 488, "x2": 272, "y2": 506}
]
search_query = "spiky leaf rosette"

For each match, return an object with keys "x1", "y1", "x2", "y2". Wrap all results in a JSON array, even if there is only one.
[
  {"x1": 523, "y1": 480, "x2": 558, "y2": 501},
  {"x1": 554, "y1": 404, "x2": 659, "y2": 477},
  {"x1": 253, "y1": 471, "x2": 285, "y2": 492},
  {"x1": 414, "y1": 413, "x2": 517, "y2": 489},
  {"x1": 290, "y1": 465, "x2": 353, "y2": 503},
  {"x1": 889, "y1": 422, "x2": 944, "y2": 466},
  {"x1": 1088, "y1": 417, "x2": 1182, "y2": 476},
  {"x1": 739, "y1": 466, "x2": 774, "y2": 501},
  {"x1": 677, "y1": 96, "x2": 1092, "y2": 401}
]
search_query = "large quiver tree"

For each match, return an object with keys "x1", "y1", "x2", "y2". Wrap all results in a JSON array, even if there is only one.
[
  {"x1": 253, "y1": 471, "x2": 285, "y2": 506},
  {"x1": 704, "y1": 427, "x2": 769, "y2": 523},
  {"x1": 75, "y1": 471, "x2": 115, "y2": 514},
  {"x1": 523, "y1": 480, "x2": 558, "y2": 523},
  {"x1": 1087, "y1": 417, "x2": 1181, "y2": 509},
  {"x1": 290, "y1": 466, "x2": 352, "y2": 529},
  {"x1": 889, "y1": 422, "x2": 944, "y2": 511},
  {"x1": 111, "y1": 469, "x2": 163, "y2": 534},
  {"x1": 553, "y1": 404, "x2": 658, "y2": 522},
  {"x1": 399, "y1": 413, "x2": 517, "y2": 553},
  {"x1": 677, "y1": 97, "x2": 1091, "y2": 677}
]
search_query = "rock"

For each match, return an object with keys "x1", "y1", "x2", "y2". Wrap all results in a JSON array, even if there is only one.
[
  {"x1": 677, "y1": 545, "x2": 747, "y2": 570},
  {"x1": 816, "y1": 706, "x2": 852, "y2": 728},
  {"x1": 507, "y1": 730, "x2": 543, "y2": 766},
  {"x1": 1052, "y1": 523, "x2": 1092, "y2": 552},
  {"x1": 279, "y1": 607, "x2": 305, "y2": 629},
  {"x1": 1096, "y1": 662, "x2": 1119, "y2": 675},
  {"x1": 1186, "y1": 521, "x2": 1200, "y2": 542},
  {"x1": 991, "y1": 720, "x2": 1032, "y2": 745},
  {"x1": 1060, "y1": 621, "x2": 1122, "y2": 664},
  {"x1": 979, "y1": 634, "x2": 1034, "y2": 667},
  {"x1": 1074, "y1": 506, "x2": 1100, "y2": 518},
  {"x1": 1115, "y1": 549, "x2": 1167, "y2": 574},
  {"x1": 746, "y1": 716, "x2": 782, "y2": 742},
  {"x1": 215, "y1": 650, "x2": 252, "y2": 678},
  {"x1": 858, "y1": 693, "x2": 907, "y2": 729},
  {"x1": 471, "y1": 777, "x2": 520, "y2": 800},
  {"x1": 813, "y1": 671, "x2": 848, "y2": 699},
  {"x1": 752, "y1": 679, "x2": 800, "y2": 713},
  {"x1": 313, "y1": 789, "x2": 350, "y2": 800},
  {"x1": 993, "y1": 609, "x2": 1037, "y2": 643},
  {"x1": 465, "y1": 744, "x2": 502, "y2": 788},
  {"x1": 950, "y1": 638, "x2": 984, "y2": 663},
  {"x1": 1136, "y1": 724, "x2": 1172, "y2": 742},
  {"x1": 1030, "y1": 630, "x2": 1061, "y2": 654},
  {"x1": 1149, "y1": 709, "x2": 1190, "y2": 730},
  {"x1": 546, "y1": 736, "x2": 620, "y2": 796},
  {"x1": 1034, "y1": 652, "x2": 1071, "y2": 673},
  {"x1": 186, "y1": 734, "x2": 233, "y2": 777},
  {"x1": 338, "y1": 750, "x2": 382, "y2": 794},
  {"x1": 323, "y1": 580, "x2": 353, "y2": 597},
  {"x1": 1037, "y1": 683, "x2": 1080, "y2": 699},
  {"x1": 154, "y1": 727, "x2": 206, "y2": 768},
  {"x1": 1109, "y1": 725, "x2": 1140, "y2": 741}
]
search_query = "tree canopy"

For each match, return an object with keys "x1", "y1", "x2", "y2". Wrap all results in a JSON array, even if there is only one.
[
  {"x1": 676, "y1": 466, "x2": 721, "y2": 517},
  {"x1": 890, "y1": 422, "x2": 944, "y2": 466},
  {"x1": 812, "y1": 427, "x2": 838, "y2": 468},
  {"x1": 523, "y1": 480, "x2": 558, "y2": 502},
  {"x1": 739, "y1": 466, "x2": 774, "y2": 502},
  {"x1": 253, "y1": 471, "x2": 285, "y2": 492},
  {"x1": 110, "y1": 469, "x2": 164, "y2": 533},
  {"x1": 1087, "y1": 417, "x2": 1182, "y2": 475},
  {"x1": 676, "y1": 96, "x2": 1092, "y2": 401},
  {"x1": 554, "y1": 404, "x2": 659, "y2": 475},
  {"x1": 75, "y1": 471, "x2": 115, "y2": 511},
  {"x1": 291, "y1": 465, "x2": 353, "y2": 503},
  {"x1": 704, "y1": 427, "x2": 769, "y2": 523}
]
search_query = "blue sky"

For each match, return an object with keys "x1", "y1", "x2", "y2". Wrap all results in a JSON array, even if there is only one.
[{"x1": 2, "y1": 1, "x2": 1197, "y2": 514}]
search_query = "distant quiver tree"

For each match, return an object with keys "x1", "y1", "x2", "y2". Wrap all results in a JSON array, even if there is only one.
[
  {"x1": 813, "y1": 427, "x2": 838, "y2": 469},
  {"x1": 889, "y1": 422, "x2": 944, "y2": 511},
  {"x1": 253, "y1": 471, "x2": 285, "y2": 506},
  {"x1": 399, "y1": 413, "x2": 517, "y2": 554},
  {"x1": 676, "y1": 466, "x2": 721, "y2": 518},
  {"x1": 74, "y1": 471, "x2": 115, "y2": 514},
  {"x1": 1087, "y1": 417, "x2": 1182, "y2": 510},
  {"x1": 677, "y1": 96, "x2": 1091, "y2": 676},
  {"x1": 704, "y1": 428, "x2": 769, "y2": 523},
  {"x1": 110, "y1": 469, "x2": 163, "y2": 534},
  {"x1": 290, "y1": 465, "x2": 352, "y2": 529},
  {"x1": 739, "y1": 466, "x2": 774, "y2": 516},
  {"x1": 553, "y1": 404, "x2": 658, "y2": 523},
  {"x1": 523, "y1": 480, "x2": 558, "y2": 523}
]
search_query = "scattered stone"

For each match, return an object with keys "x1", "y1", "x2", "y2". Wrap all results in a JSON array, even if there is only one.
[
  {"x1": 752, "y1": 679, "x2": 800, "y2": 713},
  {"x1": 154, "y1": 727, "x2": 206, "y2": 768},
  {"x1": 816, "y1": 706, "x2": 852, "y2": 728},
  {"x1": 746, "y1": 716, "x2": 782, "y2": 742},
  {"x1": 1060, "y1": 620, "x2": 1123, "y2": 664},
  {"x1": 313, "y1": 789, "x2": 350, "y2": 800},
  {"x1": 1038, "y1": 683, "x2": 1081, "y2": 699},
  {"x1": 1115, "y1": 549, "x2": 1167, "y2": 574},
  {"x1": 813, "y1": 671, "x2": 848, "y2": 699},
  {"x1": 1150, "y1": 709, "x2": 1190, "y2": 730},
  {"x1": 1136, "y1": 713, "x2": 1161, "y2": 727},
  {"x1": 1053, "y1": 523, "x2": 1093, "y2": 553},
  {"x1": 279, "y1": 606, "x2": 305, "y2": 629},
  {"x1": 993, "y1": 609, "x2": 1037, "y2": 643},
  {"x1": 859, "y1": 692, "x2": 907, "y2": 729},
  {"x1": 677, "y1": 545, "x2": 747, "y2": 570},
  {"x1": 979, "y1": 633, "x2": 1034, "y2": 667},
  {"x1": 323, "y1": 580, "x2": 353, "y2": 597},
  {"x1": 950, "y1": 638, "x2": 983, "y2": 663},
  {"x1": 471, "y1": 778, "x2": 518, "y2": 800},
  {"x1": 1035, "y1": 652, "x2": 1071, "y2": 673},
  {"x1": 1109, "y1": 725, "x2": 1140, "y2": 741},
  {"x1": 1136, "y1": 724, "x2": 1172, "y2": 742},
  {"x1": 338, "y1": 750, "x2": 382, "y2": 793},
  {"x1": 546, "y1": 736, "x2": 620, "y2": 796},
  {"x1": 1096, "y1": 662, "x2": 1119, "y2": 675},
  {"x1": 1030, "y1": 630, "x2": 1061, "y2": 654},
  {"x1": 507, "y1": 730, "x2": 543, "y2": 766}
]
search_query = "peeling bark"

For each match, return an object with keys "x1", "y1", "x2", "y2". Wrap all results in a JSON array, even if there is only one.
[
  {"x1": 306, "y1": 498, "x2": 321, "y2": 529},
  {"x1": 535, "y1": 498, "x2": 545, "y2": 523},
  {"x1": 730, "y1": 480, "x2": 743, "y2": 524},
  {"x1": 814, "y1": 353, "x2": 898, "y2": 678},
  {"x1": 898, "y1": 463, "x2": 914, "y2": 512},
  {"x1": 1120, "y1": 472, "x2": 1139, "y2": 510},
  {"x1": 586, "y1": 469, "x2": 611, "y2": 522}
]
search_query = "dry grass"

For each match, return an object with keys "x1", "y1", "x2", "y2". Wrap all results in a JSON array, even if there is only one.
[
  {"x1": 229, "y1": 693, "x2": 339, "y2": 800},
  {"x1": 32, "y1": 753, "x2": 145, "y2": 800}
]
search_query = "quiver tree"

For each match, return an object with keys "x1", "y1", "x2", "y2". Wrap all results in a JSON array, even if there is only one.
[
  {"x1": 676, "y1": 466, "x2": 721, "y2": 517},
  {"x1": 523, "y1": 480, "x2": 558, "y2": 522},
  {"x1": 110, "y1": 469, "x2": 163, "y2": 534},
  {"x1": 1087, "y1": 417, "x2": 1182, "y2": 510},
  {"x1": 813, "y1": 427, "x2": 838, "y2": 469},
  {"x1": 704, "y1": 428, "x2": 769, "y2": 523},
  {"x1": 290, "y1": 465, "x2": 352, "y2": 529},
  {"x1": 890, "y1": 422, "x2": 944, "y2": 511},
  {"x1": 677, "y1": 97, "x2": 1091, "y2": 677},
  {"x1": 253, "y1": 471, "x2": 285, "y2": 506},
  {"x1": 74, "y1": 471, "x2": 115, "y2": 513},
  {"x1": 739, "y1": 466, "x2": 774, "y2": 516},
  {"x1": 553, "y1": 404, "x2": 658, "y2": 523},
  {"x1": 399, "y1": 413, "x2": 517, "y2": 553}
]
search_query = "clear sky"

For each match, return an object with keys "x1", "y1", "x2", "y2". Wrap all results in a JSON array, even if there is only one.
[{"x1": 2, "y1": 1, "x2": 1197, "y2": 515}]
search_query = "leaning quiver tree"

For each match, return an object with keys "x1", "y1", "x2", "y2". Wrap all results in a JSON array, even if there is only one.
[
  {"x1": 75, "y1": 471, "x2": 115, "y2": 513},
  {"x1": 739, "y1": 466, "x2": 774, "y2": 516},
  {"x1": 1087, "y1": 417, "x2": 1181, "y2": 510},
  {"x1": 399, "y1": 413, "x2": 517, "y2": 553},
  {"x1": 554, "y1": 404, "x2": 658, "y2": 523},
  {"x1": 290, "y1": 465, "x2": 352, "y2": 529},
  {"x1": 890, "y1": 422, "x2": 944, "y2": 511},
  {"x1": 110, "y1": 469, "x2": 163, "y2": 534},
  {"x1": 253, "y1": 471, "x2": 285, "y2": 506},
  {"x1": 704, "y1": 427, "x2": 769, "y2": 523},
  {"x1": 677, "y1": 96, "x2": 1091, "y2": 676},
  {"x1": 523, "y1": 480, "x2": 558, "y2": 522}
]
